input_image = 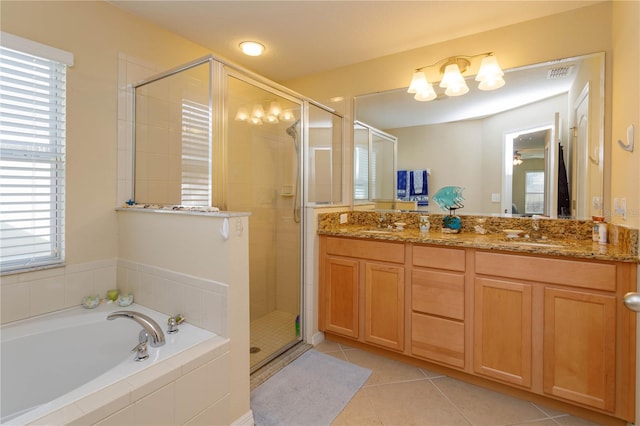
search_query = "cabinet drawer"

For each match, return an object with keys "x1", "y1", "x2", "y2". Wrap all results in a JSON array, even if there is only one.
[
  {"x1": 326, "y1": 237, "x2": 405, "y2": 264},
  {"x1": 411, "y1": 313, "x2": 464, "y2": 368},
  {"x1": 413, "y1": 245, "x2": 465, "y2": 271},
  {"x1": 412, "y1": 269, "x2": 464, "y2": 320},
  {"x1": 475, "y1": 251, "x2": 616, "y2": 291}
]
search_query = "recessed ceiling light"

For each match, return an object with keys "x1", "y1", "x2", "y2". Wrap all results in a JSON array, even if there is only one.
[{"x1": 239, "y1": 41, "x2": 265, "y2": 57}]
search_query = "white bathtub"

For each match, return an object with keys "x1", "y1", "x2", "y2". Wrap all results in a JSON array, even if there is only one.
[{"x1": 1, "y1": 302, "x2": 226, "y2": 425}]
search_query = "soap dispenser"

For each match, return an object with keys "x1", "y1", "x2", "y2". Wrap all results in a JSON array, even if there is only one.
[{"x1": 419, "y1": 215, "x2": 430, "y2": 232}]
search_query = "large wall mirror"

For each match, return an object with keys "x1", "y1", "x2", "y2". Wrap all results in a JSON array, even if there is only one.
[{"x1": 354, "y1": 52, "x2": 604, "y2": 219}]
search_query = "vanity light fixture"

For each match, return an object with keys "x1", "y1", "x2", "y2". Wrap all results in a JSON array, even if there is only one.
[
  {"x1": 239, "y1": 41, "x2": 265, "y2": 57},
  {"x1": 235, "y1": 101, "x2": 295, "y2": 125},
  {"x1": 408, "y1": 53, "x2": 505, "y2": 102}
]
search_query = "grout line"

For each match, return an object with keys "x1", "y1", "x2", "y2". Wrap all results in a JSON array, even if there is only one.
[{"x1": 428, "y1": 376, "x2": 476, "y2": 425}]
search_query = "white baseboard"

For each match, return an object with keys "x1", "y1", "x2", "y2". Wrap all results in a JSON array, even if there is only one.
[
  {"x1": 231, "y1": 409, "x2": 254, "y2": 426},
  {"x1": 309, "y1": 331, "x2": 325, "y2": 346}
]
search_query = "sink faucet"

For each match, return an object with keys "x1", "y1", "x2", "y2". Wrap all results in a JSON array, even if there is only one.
[
  {"x1": 107, "y1": 310, "x2": 166, "y2": 347},
  {"x1": 530, "y1": 215, "x2": 542, "y2": 240}
]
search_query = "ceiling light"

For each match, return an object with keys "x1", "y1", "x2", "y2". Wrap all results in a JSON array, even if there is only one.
[
  {"x1": 239, "y1": 41, "x2": 265, "y2": 57},
  {"x1": 407, "y1": 52, "x2": 505, "y2": 102},
  {"x1": 513, "y1": 152, "x2": 523, "y2": 166}
]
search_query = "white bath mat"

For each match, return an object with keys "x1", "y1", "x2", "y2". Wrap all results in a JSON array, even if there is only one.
[{"x1": 250, "y1": 349, "x2": 371, "y2": 426}]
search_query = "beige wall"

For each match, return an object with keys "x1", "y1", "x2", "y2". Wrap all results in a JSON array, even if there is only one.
[
  {"x1": 611, "y1": 1, "x2": 640, "y2": 229},
  {"x1": 0, "y1": 0, "x2": 210, "y2": 266},
  {"x1": 286, "y1": 2, "x2": 618, "y2": 216}
]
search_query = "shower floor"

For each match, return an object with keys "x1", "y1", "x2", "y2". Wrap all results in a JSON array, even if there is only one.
[{"x1": 250, "y1": 310, "x2": 298, "y2": 370}]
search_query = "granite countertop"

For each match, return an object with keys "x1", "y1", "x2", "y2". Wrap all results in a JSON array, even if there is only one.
[{"x1": 319, "y1": 224, "x2": 639, "y2": 263}]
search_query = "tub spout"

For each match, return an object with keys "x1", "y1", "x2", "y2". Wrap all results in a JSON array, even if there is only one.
[{"x1": 107, "y1": 310, "x2": 166, "y2": 347}]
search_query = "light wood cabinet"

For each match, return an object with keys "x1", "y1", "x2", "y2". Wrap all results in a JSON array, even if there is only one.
[
  {"x1": 410, "y1": 245, "x2": 466, "y2": 368},
  {"x1": 364, "y1": 262, "x2": 404, "y2": 350},
  {"x1": 474, "y1": 277, "x2": 532, "y2": 388},
  {"x1": 543, "y1": 287, "x2": 616, "y2": 411},
  {"x1": 322, "y1": 256, "x2": 359, "y2": 338},
  {"x1": 318, "y1": 235, "x2": 636, "y2": 422},
  {"x1": 319, "y1": 236, "x2": 405, "y2": 350}
]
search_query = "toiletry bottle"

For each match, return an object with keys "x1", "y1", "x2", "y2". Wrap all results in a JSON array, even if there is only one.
[
  {"x1": 592, "y1": 216, "x2": 605, "y2": 242},
  {"x1": 419, "y1": 216, "x2": 430, "y2": 232},
  {"x1": 598, "y1": 221, "x2": 608, "y2": 244}
]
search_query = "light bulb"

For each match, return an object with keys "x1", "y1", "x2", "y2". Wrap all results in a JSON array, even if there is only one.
[
  {"x1": 408, "y1": 71, "x2": 429, "y2": 94},
  {"x1": 268, "y1": 101, "x2": 282, "y2": 116},
  {"x1": 251, "y1": 104, "x2": 265, "y2": 119},
  {"x1": 239, "y1": 41, "x2": 265, "y2": 57},
  {"x1": 235, "y1": 107, "x2": 249, "y2": 121},
  {"x1": 476, "y1": 55, "x2": 505, "y2": 90},
  {"x1": 414, "y1": 84, "x2": 437, "y2": 101}
]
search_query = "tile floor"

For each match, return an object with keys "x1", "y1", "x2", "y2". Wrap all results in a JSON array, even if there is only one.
[
  {"x1": 250, "y1": 310, "x2": 298, "y2": 369},
  {"x1": 315, "y1": 339, "x2": 602, "y2": 426}
]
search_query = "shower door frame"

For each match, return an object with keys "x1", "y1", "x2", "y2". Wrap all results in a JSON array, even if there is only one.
[{"x1": 222, "y1": 67, "x2": 308, "y2": 372}]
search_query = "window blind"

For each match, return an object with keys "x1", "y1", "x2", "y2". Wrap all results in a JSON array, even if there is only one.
[
  {"x1": 354, "y1": 145, "x2": 368, "y2": 200},
  {"x1": 180, "y1": 100, "x2": 210, "y2": 206},
  {"x1": 0, "y1": 45, "x2": 68, "y2": 272}
]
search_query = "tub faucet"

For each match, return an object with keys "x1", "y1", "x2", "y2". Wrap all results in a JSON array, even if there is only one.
[{"x1": 107, "y1": 310, "x2": 166, "y2": 347}]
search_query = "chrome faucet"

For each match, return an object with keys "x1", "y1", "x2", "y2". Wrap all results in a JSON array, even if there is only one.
[
  {"x1": 530, "y1": 215, "x2": 542, "y2": 240},
  {"x1": 107, "y1": 310, "x2": 166, "y2": 347}
]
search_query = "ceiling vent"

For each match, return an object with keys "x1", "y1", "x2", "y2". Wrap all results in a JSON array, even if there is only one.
[{"x1": 547, "y1": 65, "x2": 574, "y2": 79}]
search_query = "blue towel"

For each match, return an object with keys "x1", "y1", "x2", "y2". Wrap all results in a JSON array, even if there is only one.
[
  {"x1": 409, "y1": 170, "x2": 428, "y2": 196},
  {"x1": 397, "y1": 170, "x2": 408, "y2": 198}
]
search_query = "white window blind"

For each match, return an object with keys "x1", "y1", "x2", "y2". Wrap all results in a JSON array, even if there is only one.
[
  {"x1": 354, "y1": 145, "x2": 368, "y2": 200},
  {"x1": 180, "y1": 100, "x2": 210, "y2": 206},
  {"x1": 0, "y1": 41, "x2": 69, "y2": 273},
  {"x1": 525, "y1": 170, "x2": 545, "y2": 215}
]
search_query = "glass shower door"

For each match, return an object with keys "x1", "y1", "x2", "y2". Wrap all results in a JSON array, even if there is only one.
[{"x1": 226, "y1": 75, "x2": 303, "y2": 372}]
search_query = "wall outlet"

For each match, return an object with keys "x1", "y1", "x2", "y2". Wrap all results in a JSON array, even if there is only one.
[
  {"x1": 491, "y1": 193, "x2": 501, "y2": 203},
  {"x1": 339, "y1": 213, "x2": 348, "y2": 224}
]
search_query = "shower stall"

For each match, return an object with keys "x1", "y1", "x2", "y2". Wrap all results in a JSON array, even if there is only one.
[{"x1": 131, "y1": 56, "x2": 343, "y2": 373}]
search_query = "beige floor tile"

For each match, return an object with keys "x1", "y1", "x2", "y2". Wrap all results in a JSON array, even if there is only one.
[
  {"x1": 511, "y1": 419, "x2": 563, "y2": 426},
  {"x1": 314, "y1": 339, "x2": 343, "y2": 353},
  {"x1": 361, "y1": 380, "x2": 471, "y2": 425},
  {"x1": 431, "y1": 377, "x2": 549, "y2": 425},
  {"x1": 552, "y1": 414, "x2": 603, "y2": 425},
  {"x1": 331, "y1": 391, "x2": 384, "y2": 426},
  {"x1": 343, "y1": 349, "x2": 427, "y2": 386}
]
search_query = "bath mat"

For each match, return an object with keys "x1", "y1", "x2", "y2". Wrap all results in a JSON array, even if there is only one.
[{"x1": 250, "y1": 349, "x2": 371, "y2": 426}]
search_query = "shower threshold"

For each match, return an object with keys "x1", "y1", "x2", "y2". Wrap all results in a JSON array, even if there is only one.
[{"x1": 250, "y1": 340, "x2": 312, "y2": 390}]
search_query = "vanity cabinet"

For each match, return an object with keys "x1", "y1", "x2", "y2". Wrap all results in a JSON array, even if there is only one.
[
  {"x1": 319, "y1": 236, "x2": 405, "y2": 350},
  {"x1": 411, "y1": 245, "x2": 466, "y2": 368},
  {"x1": 318, "y1": 235, "x2": 636, "y2": 422},
  {"x1": 473, "y1": 277, "x2": 532, "y2": 388},
  {"x1": 474, "y1": 251, "x2": 633, "y2": 417}
]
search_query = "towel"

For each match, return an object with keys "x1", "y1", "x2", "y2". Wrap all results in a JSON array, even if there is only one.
[
  {"x1": 410, "y1": 170, "x2": 428, "y2": 196},
  {"x1": 397, "y1": 170, "x2": 408, "y2": 198}
]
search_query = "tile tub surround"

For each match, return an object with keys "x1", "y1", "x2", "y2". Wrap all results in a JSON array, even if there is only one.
[
  {"x1": 29, "y1": 337, "x2": 231, "y2": 425},
  {"x1": 318, "y1": 211, "x2": 639, "y2": 261}
]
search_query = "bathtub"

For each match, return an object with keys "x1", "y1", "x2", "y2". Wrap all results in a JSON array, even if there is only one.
[{"x1": 1, "y1": 302, "x2": 228, "y2": 425}]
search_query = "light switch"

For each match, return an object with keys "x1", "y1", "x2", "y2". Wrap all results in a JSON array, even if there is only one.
[
  {"x1": 491, "y1": 193, "x2": 501, "y2": 202},
  {"x1": 614, "y1": 198, "x2": 627, "y2": 220},
  {"x1": 339, "y1": 213, "x2": 348, "y2": 224}
]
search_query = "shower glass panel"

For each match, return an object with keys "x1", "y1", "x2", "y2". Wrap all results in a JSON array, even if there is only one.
[
  {"x1": 133, "y1": 61, "x2": 211, "y2": 205},
  {"x1": 226, "y1": 75, "x2": 303, "y2": 372},
  {"x1": 308, "y1": 104, "x2": 343, "y2": 204}
]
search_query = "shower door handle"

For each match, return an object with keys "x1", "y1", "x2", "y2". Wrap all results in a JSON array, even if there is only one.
[{"x1": 623, "y1": 292, "x2": 640, "y2": 312}]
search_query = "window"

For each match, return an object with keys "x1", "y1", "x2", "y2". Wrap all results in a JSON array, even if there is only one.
[
  {"x1": 524, "y1": 171, "x2": 545, "y2": 214},
  {"x1": 0, "y1": 33, "x2": 73, "y2": 273},
  {"x1": 180, "y1": 100, "x2": 210, "y2": 206},
  {"x1": 354, "y1": 144, "x2": 369, "y2": 200}
]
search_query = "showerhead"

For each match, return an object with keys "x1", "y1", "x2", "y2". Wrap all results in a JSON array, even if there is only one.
[{"x1": 286, "y1": 119, "x2": 300, "y2": 138}]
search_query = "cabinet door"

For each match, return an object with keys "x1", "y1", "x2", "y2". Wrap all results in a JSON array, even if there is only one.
[
  {"x1": 323, "y1": 256, "x2": 359, "y2": 338},
  {"x1": 543, "y1": 287, "x2": 616, "y2": 412},
  {"x1": 474, "y1": 277, "x2": 532, "y2": 388},
  {"x1": 364, "y1": 261, "x2": 405, "y2": 351}
]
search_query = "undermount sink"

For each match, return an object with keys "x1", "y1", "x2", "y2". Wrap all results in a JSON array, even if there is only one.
[{"x1": 509, "y1": 241, "x2": 563, "y2": 248}]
